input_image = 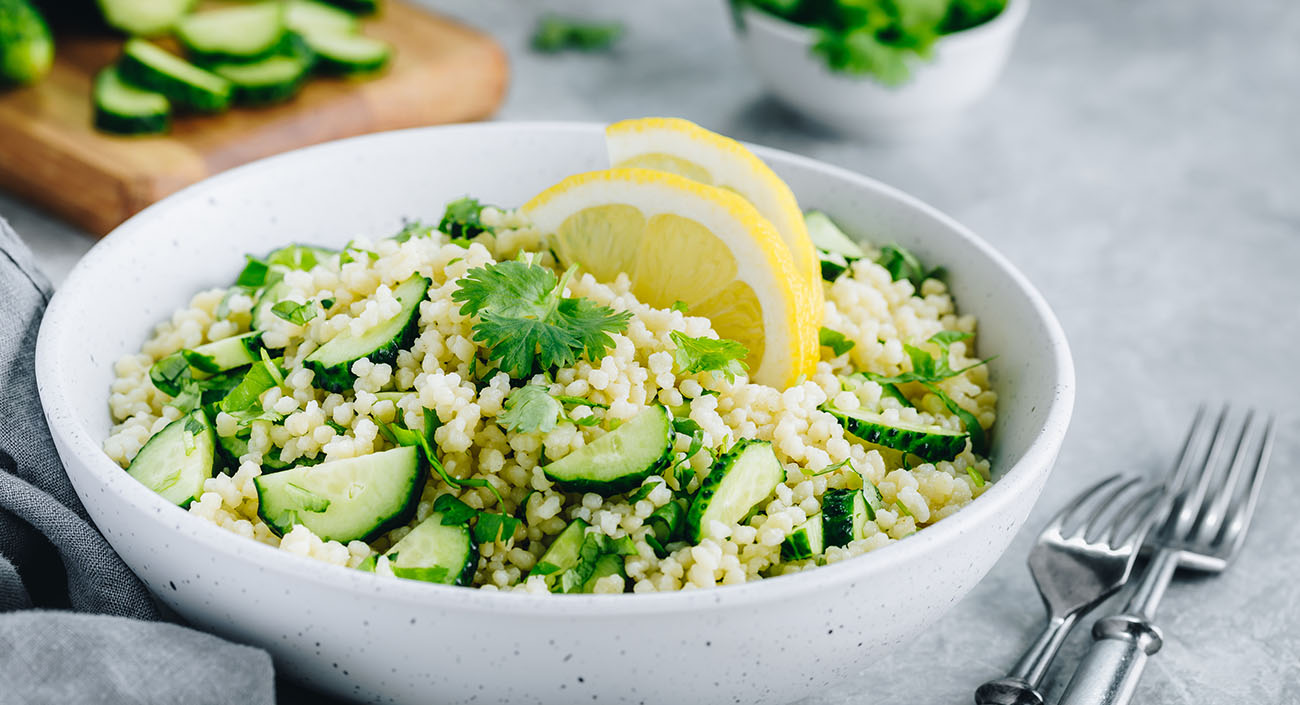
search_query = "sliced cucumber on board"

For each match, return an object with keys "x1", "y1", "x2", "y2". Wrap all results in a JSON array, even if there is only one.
[
  {"x1": 92, "y1": 65, "x2": 170, "y2": 135},
  {"x1": 126, "y1": 410, "x2": 215, "y2": 507},
  {"x1": 97, "y1": 0, "x2": 196, "y2": 37},
  {"x1": 385, "y1": 512, "x2": 478, "y2": 586},
  {"x1": 212, "y1": 55, "x2": 309, "y2": 106},
  {"x1": 304, "y1": 32, "x2": 390, "y2": 75},
  {"x1": 304, "y1": 274, "x2": 430, "y2": 392},
  {"x1": 318, "y1": 0, "x2": 379, "y2": 15},
  {"x1": 287, "y1": 0, "x2": 360, "y2": 37},
  {"x1": 0, "y1": 0, "x2": 54, "y2": 85},
  {"x1": 177, "y1": 2, "x2": 287, "y2": 64},
  {"x1": 821, "y1": 488, "x2": 868, "y2": 548},
  {"x1": 255, "y1": 445, "x2": 424, "y2": 543},
  {"x1": 119, "y1": 39, "x2": 232, "y2": 113},
  {"x1": 826, "y1": 405, "x2": 969, "y2": 463},
  {"x1": 541, "y1": 405, "x2": 673, "y2": 495},
  {"x1": 780, "y1": 516, "x2": 824, "y2": 561},
  {"x1": 686, "y1": 439, "x2": 783, "y2": 542}
]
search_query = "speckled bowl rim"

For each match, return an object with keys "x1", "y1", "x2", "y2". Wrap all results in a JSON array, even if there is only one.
[{"x1": 36, "y1": 121, "x2": 1074, "y2": 617}]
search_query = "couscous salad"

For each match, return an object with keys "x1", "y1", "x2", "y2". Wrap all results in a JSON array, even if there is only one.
[{"x1": 104, "y1": 118, "x2": 996, "y2": 593}]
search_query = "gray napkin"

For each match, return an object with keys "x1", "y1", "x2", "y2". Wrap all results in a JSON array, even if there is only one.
[{"x1": 0, "y1": 217, "x2": 275, "y2": 704}]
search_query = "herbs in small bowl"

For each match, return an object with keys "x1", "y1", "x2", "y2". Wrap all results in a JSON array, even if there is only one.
[{"x1": 731, "y1": 0, "x2": 1029, "y2": 138}]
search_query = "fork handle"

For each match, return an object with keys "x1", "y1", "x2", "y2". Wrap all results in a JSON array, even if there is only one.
[{"x1": 1055, "y1": 615, "x2": 1163, "y2": 705}]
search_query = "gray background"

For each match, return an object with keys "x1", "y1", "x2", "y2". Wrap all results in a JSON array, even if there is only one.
[{"x1": 5, "y1": 0, "x2": 1297, "y2": 702}]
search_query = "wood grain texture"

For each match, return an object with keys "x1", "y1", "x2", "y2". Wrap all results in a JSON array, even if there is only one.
[{"x1": 0, "y1": 2, "x2": 509, "y2": 236}]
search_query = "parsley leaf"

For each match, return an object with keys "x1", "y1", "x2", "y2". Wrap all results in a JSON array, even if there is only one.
[
  {"x1": 670, "y1": 300, "x2": 689, "y2": 313},
  {"x1": 392, "y1": 220, "x2": 434, "y2": 244},
  {"x1": 271, "y1": 300, "x2": 317, "y2": 326},
  {"x1": 819, "y1": 327, "x2": 856, "y2": 356},
  {"x1": 498, "y1": 384, "x2": 562, "y2": 434},
  {"x1": 432, "y1": 494, "x2": 479, "y2": 525},
  {"x1": 531, "y1": 15, "x2": 624, "y2": 53},
  {"x1": 669, "y1": 331, "x2": 748, "y2": 383},
  {"x1": 452, "y1": 261, "x2": 632, "y2": 378},
  {"x1": 431, "y1": 494, "x2": 522, "y2": 545},
  {"x1": 438, "y1": 197, "x2": 490, "y2": 240},
  {"x1": 876, "y1": 244, "x2": 945, "y2": 290}
]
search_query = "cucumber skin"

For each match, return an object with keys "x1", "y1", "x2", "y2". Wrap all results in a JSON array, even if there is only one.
[
  {"x1": 829, "y1": 409, "x2": 968, "y2": 463},
  {"x1": 685, "y1": 439, "x2": 778, "y2": 543},
  {"x1": 317, "y1": 0, "x2": 379, "y2": 15},
  {"x1": 391, "y1": 527, "x2": 479, "y2": 587},
  {"x1": 542, "y1": 406, "x2": 673, "y2": 495},
  {"x1": 305, "y1": 276, "x2": 430, "y2": 393},
  {"x1": 0, "y1": 0, "x2": 53, "y2": 85},
  {"x1": 118, "y1": 43, "x2": 233, "y2": 113},
  {"x1": 94, "y1": 106, "x2": 170, "y2": 135},
  {"x1": 821, "y1": 488, "x2": 859, "y2": 548}
]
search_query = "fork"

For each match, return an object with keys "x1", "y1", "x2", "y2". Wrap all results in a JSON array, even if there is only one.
[
  {"x1": 974, "y1": 475, "x2": 1161, "y2": 705},
  {"x1": 1056, "y1": 406, "x2": 1275, "y2": 705}
]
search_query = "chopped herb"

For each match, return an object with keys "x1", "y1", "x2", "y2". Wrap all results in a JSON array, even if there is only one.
[
  {"x1": 452, "y1": 261, "x2": 632, "y2": 378},
  {"x1": 320, "y1": 298, "x2": 335, "y2": 310},
  {"x1": 819, "y1": 327, "x2": 856, "y2": 356},
  {"x1": 879, "y1": 382, "x2": 913, "y2": 408},
  {"x1": 531, "y1": 15, "x2": 624, "y2": 53},
  {"x1": 669, "y1": 331, "x2": 748, "y2": 383},
  {"x1": 258, "y1": 348, "x2": 284, "y2": 386},
  {"x1": 219, "y1": 357, "x2": 282, "y2": 425},
  {"x1": 670, "y1": 300, "x2": 689, "y2": 313},
  {"x1": 530, "y1": 561, "x2": 562, "y2": 576},
  {"x1": 859, "y1": 331, "x2": 991, "y2": 387},
  {"x1": 557, "y1": 533, "x2": 635, "y2": 593},
  {"x1": 671, "y1": 417, "x2": 702, "y2": 436},
  {"x1": 894, "y1": 500, "x2": 913, "y2": 518},
  {"x1": 235, "y1": 256, "x2": 270, "y2": 287},
  {"x1": 377, "y1": 414, "x2": 508, "y2": 506},
  {"x1": 438, "y1": 197, "x2": 489, "y2": 240},
  {"x1": 876, "y1": 244, "x2": 945, "y2": 290},
  {"x1": 432, "y1": 494, "x2": 479, "y2": 525},
  {"x1": 802, "y1": 457, "x2": 854, "y2": 477},
  {"x1": 557, "y1": 396, "x2": 608, "y2": 409},
  {"x1": 271, "y1": 300, "x2": 317, "y2": 326},
  {"x1": 325, "y1": 419, "x2": 348, "y2": 435},
  {"x1": 339, "y1": 241, "x2": 379, "y2": 265},
  {"x1": 498, "y1": 384, "x2": 562, "y2": 434},
  {"x1": 392, "y1": 220, "x2": 434, "y2": 244},
  {"x1": 149, "y1": 352, "x2": 193, "y2": 396},
  {"x1": 927, "y1": 382, "x2": 989, "y2": 455},
  {"x1": 473, "y1": 511, "x2": 521, "y2": 545},
  {"x1": 967, "y1": 466, "x2": 986, "y2": 487},
  {"x1": 572, "y1": 415, "x2": 600, "y2": 427},
  {"x1": 265, "y1": 245, "x2": 332, "y2": 272},
  {"x1": 626, "y1": 480, "x2": 659, "y2": 503}
]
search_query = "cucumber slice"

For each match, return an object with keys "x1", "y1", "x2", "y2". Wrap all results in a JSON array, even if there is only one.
[
  {"x1": 805, "y1": 211, "x2": 863, "y2": 281},
  {"x1": 119, "y1": 39, "x2": 232, "y2": 113},
  {"x1": 862, "y1": 481, "x2": 883, "y2": 520},
  {"x1": 287, "y1": 0, "x2": 360, "y2": 37},
  {"x1": 0, "y1": 0, "x2": 54, "y2": 85},
  {"x1": 805, "y1": 211, "x2": 865, "y2": 259},
  {"x1": 126, "y1": 410, "x2": 215, "y2": 508},
  {"x1": 780, "y1": 516, "x2": 825, "y2": 561},
  {"x1": 826, "y1": 405, "x2": 969, "y2": 462},
  {"x1": 177, "y1": 2, "x2": 287, "y2": 64},
  {"x1": 318, "y1": 0, "x2": 379, "y2": 15},
  {"x1": 92, "y1": 65, "x2": 170, "y2": 135},
  {"x1": 212, "y1": 54, "x2": 309, "y2": 106},
  {"x1": 686, "y1": 439, "x2": 783, "y2": 542},
  {"x1": 580, "y1": 553, "x2": 626, "y2": 592},
  {"x1": 96, "y1": 0, "x2": 196, "y2": 37},
  {"x1": 528, "y1": 518, "x2": 588, "y2": 588},
  {"x1": 194, "y1": 331, "x2": 264, "y2": 370},
  {"x1": 255, "y1": 445, "x2": 424, "y2": 543},
  {"x1": 305, "y1": 32, "x2": 390, "y2": 75},
  {"x1": 541, "y1": 405, "x2": 673, "y2": 495},
  {"x1": 304, "y1": 274, "x2": 430, "y2": 392},
  {"x1": 385, "y1": 512, "x2": 478, "y2": 586},
  {"x1": 821, "y1": 488, "x2": 868, "y2": 548},
  {"x1": 148, "y1": 332, "x2": 263, "y2": 394}
]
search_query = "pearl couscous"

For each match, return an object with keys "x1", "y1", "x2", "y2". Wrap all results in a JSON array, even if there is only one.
[{"x1": 104, "y1": 202, "x2": 995, "y2": 594}]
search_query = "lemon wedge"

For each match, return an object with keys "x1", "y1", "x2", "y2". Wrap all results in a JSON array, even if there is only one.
[
  {"x1": 522, "y1": 168, "x2": 819, "y2": 388},
  {"x1": 605, "y1": 117, "x2": 824, "y2": 321}
]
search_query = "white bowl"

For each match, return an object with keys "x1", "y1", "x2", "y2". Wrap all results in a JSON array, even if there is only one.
[
  {"x1": 36, "y1": 123, "x2": 1072, "y2": 705},
  {"x1": 735, "y1": 0, "x2": 1030, "y2": 139}
]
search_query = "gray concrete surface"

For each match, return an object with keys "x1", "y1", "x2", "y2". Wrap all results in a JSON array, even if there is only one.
[{"x1": 6, "y1": 1, "x2": 1297, "y2": 702}]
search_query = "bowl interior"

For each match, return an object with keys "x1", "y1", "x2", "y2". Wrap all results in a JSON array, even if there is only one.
[{"x1": 37, "y1": 122, "x2": 1072, "y2": 609}]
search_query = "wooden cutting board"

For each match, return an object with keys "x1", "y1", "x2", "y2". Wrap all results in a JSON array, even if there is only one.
[{"x1": 0, "y1": 2, "x2": 508, "y2": 236}]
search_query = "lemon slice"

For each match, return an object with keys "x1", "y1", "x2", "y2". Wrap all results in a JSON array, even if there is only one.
[
  {"x1": 605, "y1": 117, "x2": 824, "y2": 320},
  {"x1": 522, "y1": 168, "x2": 819, "y2": 388}
]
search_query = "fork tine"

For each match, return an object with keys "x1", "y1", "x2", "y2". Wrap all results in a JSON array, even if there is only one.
[
  {"x1": 1164, "y1": 405, "x2": 1229, "y2": 538},
  {"x1": 1044, "y1": 475, "x2": 1124, "y2": 540},
  {"x1": 1060, "y1": 476, "x2": 1138, "y2": 541},
  {"x1": 1216, "y1": 415, "x2": 1275, "y2": 556},
  {"x1": 1096, "y1": 485, "x2": 1162, "y2": 549},
  {"x1": 1192, "y1": 410, "x2": 1258, "y2": 545}
]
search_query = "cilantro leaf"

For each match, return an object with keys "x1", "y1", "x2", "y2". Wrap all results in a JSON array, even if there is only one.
[
  {"x1": 499, "y1": 384, "x2": 562, "y2": 434},
  {"x1": 473, "y1": 512, "x2": 521, "y2": 545},
  {"x1": 819, "y1": 327, "x2": 856, "y2": 356},
  {"x1": 271, "y1": 300, "x2": 317, "y2": 326},
  {"x1": 452, "y1": 261, "x2": 632, "y2": 378},
  {"x1": 392, "y1": 220, "x2": 434, "y2": 244},
  {"x1": 438, "y1": 197, "x2": 489, "y2": 240},
  {"x1": 531, "y1": 15, "x2": 623, "y2": 53},
  {"x1": 149, "y1": 352, "x2": 193, "y2": 396},
  {"x1": 557, "y1": 533, "x2": 634, "y2": 593},
  {"x1": 235, "y1": 256, "x2": 270, "y2": 288},
  {"x1": 432, "y1": 494, "x2": 479, "y2": 525},
  {"x1": 670, "y1": 300, "x2": 689, "y2": 313},
  {"x1": 669, "y1": 331, "x2": 748, "y2": 383}
]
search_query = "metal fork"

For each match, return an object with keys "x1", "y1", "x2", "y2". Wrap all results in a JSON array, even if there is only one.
[
  {"x1": 1057, "y1": 406, "x2": 1275, "y2": 705},
  {"x1": 974, "y1": 475, "x2": 1161, "y2": 705}
]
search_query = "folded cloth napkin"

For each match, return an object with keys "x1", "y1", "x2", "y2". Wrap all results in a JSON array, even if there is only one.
[{"x1": 0, "y1": 216, "x2": 275, "y2": 704}]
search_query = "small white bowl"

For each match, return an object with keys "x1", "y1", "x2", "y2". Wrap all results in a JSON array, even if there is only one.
[
  {"x1": 735, "y1": 0, "x2": 1030, "y2": 139},
  {"x1": 36, "y1": 122, "x2": 1072, "y2": 705}
]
